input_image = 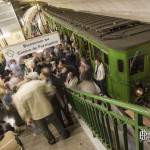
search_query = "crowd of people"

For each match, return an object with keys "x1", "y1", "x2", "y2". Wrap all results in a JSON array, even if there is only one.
[{"x1": 0, "y1": 34, "x2": 106, "y2": 149}]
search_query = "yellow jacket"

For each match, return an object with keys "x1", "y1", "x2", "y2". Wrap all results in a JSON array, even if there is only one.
[
  {"x1": 0, "y1": 131, "x2": 22, "y2": 150},
  {"x1": 13, "y1": 80, "x2": 56, "y2": 121}
]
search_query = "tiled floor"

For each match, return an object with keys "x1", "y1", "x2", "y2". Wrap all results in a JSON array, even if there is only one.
[{"x1": 20, "y1": 124, "x2": 96, "y2": 150}]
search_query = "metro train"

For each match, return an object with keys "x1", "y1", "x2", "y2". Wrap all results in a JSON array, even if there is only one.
[{"x1": 43, "y1": 5, "x2": 150, "y2": 105}]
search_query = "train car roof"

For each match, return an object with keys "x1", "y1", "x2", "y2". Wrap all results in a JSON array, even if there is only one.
[{"x1": 45, "y1": 6, "x2": 150, "y2": 51}]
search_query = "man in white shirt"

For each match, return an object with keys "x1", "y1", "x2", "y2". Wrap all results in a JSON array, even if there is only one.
[{"x1": 94, "y1": 58, "x2": 106, "y2": 95}]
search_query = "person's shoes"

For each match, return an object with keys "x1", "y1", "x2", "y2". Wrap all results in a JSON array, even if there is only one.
[
  {"x1": 62, "y1": 130, "x2": 70, "y2": 139},
  {"x1": 48, "y1": 138, "x2": 56, "y2": 145}
]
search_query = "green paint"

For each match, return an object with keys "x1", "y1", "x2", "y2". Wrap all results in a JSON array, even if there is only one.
[
  {"x1": 67, "y1": 88, "x2": 150, "y2": 150},
  {"x1": 44, "y1": 11, "x2": 150, "y2": 103}
]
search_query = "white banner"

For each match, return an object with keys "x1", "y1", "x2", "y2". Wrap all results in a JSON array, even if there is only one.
[{"x1": 2, "y1": 32, "x2": 60, "y2": 61}]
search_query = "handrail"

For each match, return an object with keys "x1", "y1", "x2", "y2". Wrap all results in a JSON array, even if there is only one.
[
  {"x1": 67, "y1": 88, "x2": 150, "y2": 118},
  {"x1": 67, "y1": 88, "x2": 150, "y2": 150}
]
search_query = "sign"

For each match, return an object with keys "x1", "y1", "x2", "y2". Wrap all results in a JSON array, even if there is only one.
[{"x1": 2, "y1": 32, "x2": 60, "y2": 61}]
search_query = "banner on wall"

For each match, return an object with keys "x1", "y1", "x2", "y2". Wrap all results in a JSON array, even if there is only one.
[{"x1": 2, "y1": 32, "x2": 60, "y2": 61}]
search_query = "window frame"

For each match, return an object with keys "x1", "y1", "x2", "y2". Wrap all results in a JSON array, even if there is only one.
[{"x1": 129, "y1": 54, "x2": 145, "y2": 75}]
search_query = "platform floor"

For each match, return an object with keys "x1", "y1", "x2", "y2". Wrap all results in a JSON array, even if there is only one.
[{"x1": 20, "y1": 124, "x2": 96, "y2": 150}]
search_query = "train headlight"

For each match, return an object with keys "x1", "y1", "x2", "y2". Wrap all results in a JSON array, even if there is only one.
[{"x1": 135, "y1": 87, "x2": 144, "y2": 97}]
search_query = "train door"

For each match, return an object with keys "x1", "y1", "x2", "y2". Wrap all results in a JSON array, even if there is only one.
[{"x1": 108, "y1": 50, "x2": 129, "y2": 101}]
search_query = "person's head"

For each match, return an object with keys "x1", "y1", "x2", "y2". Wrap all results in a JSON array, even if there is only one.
[
  {"x1": 37, "y1": 53, "x2": 43, "y2": 59},
  {"x1": 58, "y1": 60, "x2": 65, "y2": 69},
  {"x1": 30, "y1": 62, "x2": 36, "y2": 70},
  {"x1": 41, "y1": 67, "x2": 50, "y2": 78},
  {"x1": 4, "y1": 76, "x2": 11, "y2": 83},
  {"x1": 18, "y1": 75, "x2": 24, "y2": 82},
  {"x1": 49, "y1": 52, "x2": 54, "y2": 58},
  {"x1": 66, "y1": 44, "x2": 71, "y2": 49},
  {"x1": 10, "y1": 59, "x2": 16, "y2": 64},
  {"x1": 65, "y1": 46, "x2": 71, "y2": 52},
  {"x1": 59, "y1": 44, "x2": 63, "y2": 50},
  {"x1": 95, "y1": 58, "x2": 101, "y2": 65},
  {"x1": 4, "y1": 82, "x2": 11, "y2": 91},
  {"x1": 32, "y1": 52, "x2": 38, "y2": 58}
]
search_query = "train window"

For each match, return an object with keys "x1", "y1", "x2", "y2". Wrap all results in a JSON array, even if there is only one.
[
  {"x1": 129, "y1": 55, "x2": 144, "y2": 75},
  {"x1": 104, "y1": 53, "x2": 109, "y2": 65},
  {"x1": 84, "y1": 41, "x2": 89, "y2": 50},
  {"x1": 93, "y1": 46, "x2": 100, "y2": 58},
  {"x1": 118, "y1": 60, "x2": 124, "y2": 72}
]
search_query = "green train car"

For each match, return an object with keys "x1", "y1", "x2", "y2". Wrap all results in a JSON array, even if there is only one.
[{"x1": 44, "y1": 6, "x2": 150, "y2": 104}]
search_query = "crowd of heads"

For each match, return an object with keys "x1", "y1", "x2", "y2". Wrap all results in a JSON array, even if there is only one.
[
  {"x1": 0, "y1": 35, "x2": 96, "y2": 101},
  {"x1": 0, "y1": 34, "x2": 106, "y2": 148}
]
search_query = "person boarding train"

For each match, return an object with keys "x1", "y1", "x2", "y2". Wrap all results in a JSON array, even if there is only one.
[{"x1": 94, "y1": 58, "x2": 106, "y2": 95}]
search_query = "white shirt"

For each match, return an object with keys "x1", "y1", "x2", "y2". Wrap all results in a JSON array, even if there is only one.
[{"x1": 95, "y1": 63, "x2": 105, "y2": 81}]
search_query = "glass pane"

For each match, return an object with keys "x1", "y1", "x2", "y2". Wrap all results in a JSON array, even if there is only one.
[
  {"x1": 93, "y1": 45, "x2": 100, "y2": 58},
  {"x1": 104, "y1": 53, "x2": 109, "y2": 65},
  {"x1": 118, "y1": 59, "x2": 124, "y2": 72},
  {"x1": 129, "y1": 55, "x2": 144, "y2": 75}
]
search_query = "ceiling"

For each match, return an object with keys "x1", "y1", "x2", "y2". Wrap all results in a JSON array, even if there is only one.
[{"x1": 19, "y1": 0, "x2": 150, "y2": 23}]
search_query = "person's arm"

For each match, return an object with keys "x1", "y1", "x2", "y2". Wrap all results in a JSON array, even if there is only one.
[{"x1": 12, "y1": 95, "x2": 31, "y2": 121}]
